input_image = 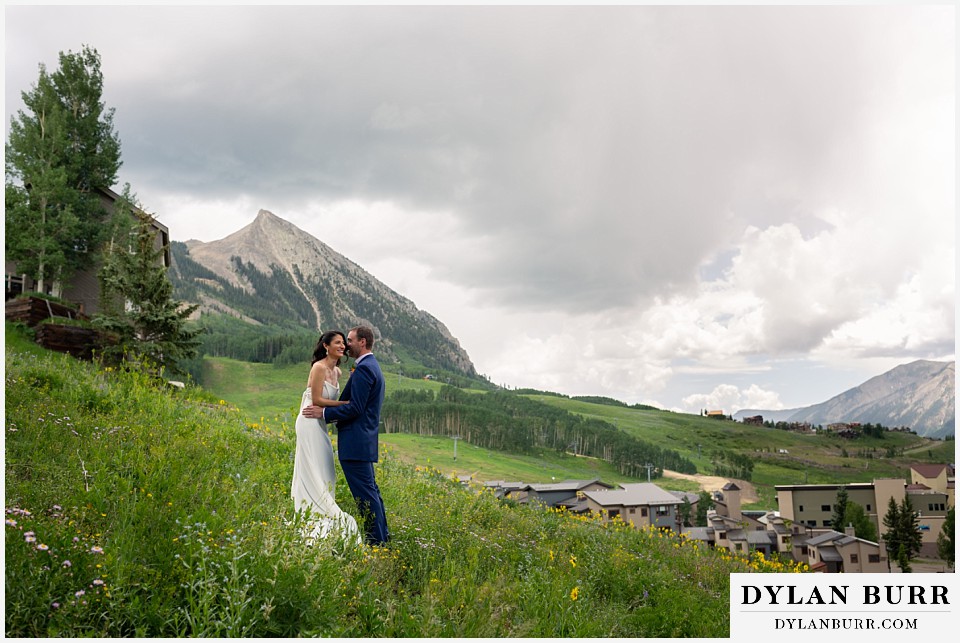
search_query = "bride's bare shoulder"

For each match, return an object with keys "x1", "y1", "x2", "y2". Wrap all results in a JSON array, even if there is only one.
[{"x1": 308, "y1": 360, "x2": 331, "y2": 384}]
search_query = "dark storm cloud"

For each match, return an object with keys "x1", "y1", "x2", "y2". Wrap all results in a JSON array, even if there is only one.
[{"x1": 5, "y1": 4, "x2": 953, "y2": 332}]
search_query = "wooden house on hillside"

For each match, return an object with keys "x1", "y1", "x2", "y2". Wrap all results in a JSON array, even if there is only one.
[{"x1": 5, "y1": 186, "x2": 170, "y2": 315}]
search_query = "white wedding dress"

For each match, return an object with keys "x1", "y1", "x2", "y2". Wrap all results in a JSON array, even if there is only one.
[{"x1": 291, "y1": 381, "x2": 360, "y2": 544}]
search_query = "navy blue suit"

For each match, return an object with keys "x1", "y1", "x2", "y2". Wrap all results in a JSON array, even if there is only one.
[{"x1": 324, "y1": 353, "x2": 389, "y2": 544}]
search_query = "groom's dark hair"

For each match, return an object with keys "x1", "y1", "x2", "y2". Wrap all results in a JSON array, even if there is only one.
[{"x1": 352, "y1": 325, "x2": 375, "y2": 349}]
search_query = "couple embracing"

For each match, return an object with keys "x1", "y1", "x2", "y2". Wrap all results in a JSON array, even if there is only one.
[{"x1": 290, "y1": 325, "x2": 390, "y2": 547}]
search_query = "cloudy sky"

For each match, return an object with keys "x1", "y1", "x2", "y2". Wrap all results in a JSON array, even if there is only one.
[{"x1": 5, "y1": 4, "x2": 955, "y2": 414}]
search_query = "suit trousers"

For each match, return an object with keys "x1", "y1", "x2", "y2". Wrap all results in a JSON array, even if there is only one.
[{"x1": 340, "y1": 459, "x2": 389, "y2": 545}]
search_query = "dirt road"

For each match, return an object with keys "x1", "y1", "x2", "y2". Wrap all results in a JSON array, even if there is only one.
[{"x1": 662, "y1": 469, "x2": 761, "y2": 504}]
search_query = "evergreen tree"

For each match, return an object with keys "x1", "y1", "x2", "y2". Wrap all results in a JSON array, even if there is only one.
[
  {"x1": 936, "y1": 507, "x2": 954, "y2": 568},
  {"x1": 882, "y1": 495, "x2": 922, "y2": 572},
  {"x1": 844, "y1": 502, "x2": 878, "y2": 543},
  {"x1": 694, "y1": 490, "x2": 714, "y2": 527},
  {"x1": 882, "y1": 496, "x2": 900, "y2": 558},
  {"x1": 5, "y1": 45, "x2": 121, "y2": 294},
  {"x1": 678, "y1": 496, "x2": 693, "y2": 528},
  {"x1": 831, "y1": 486, "x2": 849, "y2": 529},
  {"x1": 94, "y1": 187, "x2": 201, "y2": 376}
]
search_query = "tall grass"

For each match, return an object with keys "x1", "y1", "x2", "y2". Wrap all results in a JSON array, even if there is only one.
[{"x1": 5, "y1": 324, "x2": 803, "y2": 637}]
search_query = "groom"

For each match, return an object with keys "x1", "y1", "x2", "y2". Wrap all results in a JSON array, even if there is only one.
[{"x1": 303, "y1": 325, "x2": 389, "y2": 545}]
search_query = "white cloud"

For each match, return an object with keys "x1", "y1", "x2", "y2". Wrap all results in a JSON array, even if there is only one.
[
  {"x1": 681, "y1": 383, "x2": 785, "y2": 416},
  {"x1": 5, "y1": 5, "x2": 953, "y2": 412}
]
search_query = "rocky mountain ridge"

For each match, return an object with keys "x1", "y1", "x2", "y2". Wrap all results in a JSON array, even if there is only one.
[
  {"x1": 734, "y1": 360, "x2": 955, "y2": 439},
  {"x1": 170, "y1": 209, "x2": 475, "y2": 374}
]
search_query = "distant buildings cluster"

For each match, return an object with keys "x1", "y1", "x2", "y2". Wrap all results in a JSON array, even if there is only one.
[{"x1": 477, "y1": 463, "x2": 954, "y2": 574}]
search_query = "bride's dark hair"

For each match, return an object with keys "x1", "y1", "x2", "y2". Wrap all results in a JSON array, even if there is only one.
[{"x1": 311, "y1": 330, "x2": 346, "y2": 366}]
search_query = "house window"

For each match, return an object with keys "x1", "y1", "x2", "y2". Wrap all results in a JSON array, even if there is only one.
[
  {"x1": 640, "y1": 508, "x2": 648, "y2": 517},
  {"x1": 850, "y1": 554, "x2": 858, "y2": 564},
  {"x1": 735, "y1": 543, "x2": 742, "y2": 551},
  {"x1": 824, "y1": 520, "x2": 832, "y2": 527},
  {"x1": 717, "y1": 531, "x2": 726, "y2": 539},
  {"x1": 609, "y1": 509, "x2": 620, "y2": 520},
  {"x1": 798, "y1": 505, "x2": 804, "y2": 512},
  {"x1": 629, "y1": 507, "x2": 635, "y2": 514},
  {"x1": 866, "y1": 504, "x2": 871, "y2": 511},
  {"x1": 869, "y1": 554, "x2": 880, "y2": 563},
  {"x1": 821, "y1": 504, "x2": 832, "y2": 512},
  {"x1": 800, "y1": 546, "x2": 808, "y2": 556},
  {"x1": 656, "y1": 506, "x2": 670, "y2": 517}
]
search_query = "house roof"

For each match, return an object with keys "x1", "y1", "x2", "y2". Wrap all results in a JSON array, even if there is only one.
[
  {"x1": 806, "y1": 531, "x2": 855, "y2": 547},
  {"x1": 707, "y1": 513, "x2": 743, "y2": 529},
  {"x1": 556, "y1": 498, "x2": 590, "y2": 513},
  {"x1": 770, "y1": 522, "x2": 791, "y2": 535},
  {"x1": 527, "y1": 479, "x2": 612, "y2": 493},
  {"x1": 746, "y1": 531, "x2": 777, "y2": 546},
  {"x1": 722, "y1": 482, "x2": 740, "y2": 491},
  {"x1": 775, "y1": 482, "x2": 877, "y2": 492},
  {"x1": 669, "y1": 490, "x2": 701, "y2": 503},
  {"x1": 681, "y1": 527, "x2": 713, "y2": 542},
  {"x1": 583, "y1": 483, "x2": 681, "y2": 507},
  {"x1": 911, "y1": 463, "x2": 953, "y2": 478},
  {"x1": 815, "y1": 546, "x2": 844, "y2": 563},
  {"x1": 484, "y1": 481, "x2": 525, "y2": 490}
]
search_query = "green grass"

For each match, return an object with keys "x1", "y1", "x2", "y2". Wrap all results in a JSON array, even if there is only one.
[
  {"x1": 200, "y1": 355, "x2": 451, "y2": 424},
  {"x1": 5, "y1": 322, "x2": 805, "y2": 637},
  {"x1": 524, "y1": 394, "x2": 952, "y2": 508},
  {"x1": 196, "y1": 354, "x2": 950, "y2": 511},
  {"x1": 380, "y1": 433, "x2": 648, "y2": 486}
]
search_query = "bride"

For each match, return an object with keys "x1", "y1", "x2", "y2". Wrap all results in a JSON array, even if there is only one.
[{"x1": 291, "y1": 330, "x2": 361, "y2": 544}]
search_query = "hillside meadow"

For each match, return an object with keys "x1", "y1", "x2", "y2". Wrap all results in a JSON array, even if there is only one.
[
  {"x1": 4, "y1": 323, "x2": 802, "y2": 637},
  {"x1": 198, "y1": 355, "x2": 950, "y2": 509}
]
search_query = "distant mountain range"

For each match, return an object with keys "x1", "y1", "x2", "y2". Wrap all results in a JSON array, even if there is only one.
[
  {"x1": 734, "y1": 360, "x2": 955, "y2": 439},
  {"x1": 169, "y1": 209, "x2": 475, "y2": 375},
  {"x1": 168, "y1": 211, "x2": 954, "y2": 439}
]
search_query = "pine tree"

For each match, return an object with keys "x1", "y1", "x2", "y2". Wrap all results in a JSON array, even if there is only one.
[
  {"x1": 882, "y1": 495, "x2": 923, "y2": 572},
  {"x1": 695, "y1": 490, "x2": 714, "y2": 527},
  {"x1": 844, "y1": 502, "x2": 878, "y2": 543},
  {"x1": 5, "y1": 45, "x2": 122, "y2": 294},
  {"x1": 94, "y1": 187, "x2": 201, "y2": 376},
  {"x1": 937, "y1": 507, "x2": 954, "y2": 568},
  {"x1": 831, "y1": 486, "x2": 849, "y2": 530},
  {"x1": 882, "y1": 496, "x2": 901, "y2": 559},
  {"x1": 679, "y1": 496, "x2": 693, "y2": 528},
  {"x1": 897, "y1": 496, "x2": 923, "y2": 567}
]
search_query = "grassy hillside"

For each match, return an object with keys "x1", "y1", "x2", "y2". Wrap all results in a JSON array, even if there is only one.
[
  {"x1": 6, "y1": 322, "x2": 804, "y2": 637},
  {"x1": 197, "y1": 355, "x2": 951, "y2": 509},
  {"x1": 527, "y1": 395, "x2": 951, "y2": 507}
]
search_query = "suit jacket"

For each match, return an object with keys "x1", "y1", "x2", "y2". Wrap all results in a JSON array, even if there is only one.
[{"x1": 324, "y1": 354, "x2": 385, "y2": 462}]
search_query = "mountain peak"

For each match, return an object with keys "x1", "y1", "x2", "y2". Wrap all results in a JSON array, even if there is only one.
[
  {"x1": 735, "y1": 360, "x2": 955, "y2": 438},
  {"x1": 170, "y1": 210, "x2": 476, "y2": 375},
  {"x1": 252, "y1": 209, "x2": 285, "y2": 228}
]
